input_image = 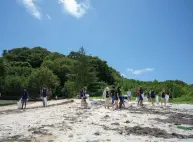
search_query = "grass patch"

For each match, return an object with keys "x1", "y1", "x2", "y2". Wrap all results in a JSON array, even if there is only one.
[
  {"x1": 0, "y1": 100, "x2": 17, "y2": 106},
  {"x1": 90, "y1": 96, "x2": 103, "y2": 100}
]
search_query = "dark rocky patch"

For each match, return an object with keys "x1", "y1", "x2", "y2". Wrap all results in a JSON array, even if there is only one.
[
  {"x1": 28, "y1": 127, "x2": 52, "y2": 135},
  {"x1": 94, "y1": 132, "x2": 100, "y2": 136},
  {"x1": 124, "y1": 126, "x2": 193, "y2": 139},
  {"x1": 111, "y1": 122, "x2": 120, "y2": 126},
  {"x1": 154, "y1": 113, "x2": 193, "y2": 125},
  {"x1": 0, "y1": 135, "x2": 33, "y2": 142}
]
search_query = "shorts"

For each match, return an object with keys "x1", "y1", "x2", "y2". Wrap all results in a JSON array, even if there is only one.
[
  {"x1": 22, "y1": 99, "x2": 27, "y2": 103},
  {"x1": 128, "y1": 96, "x2": 131, "y2": 100},
  {"x1": 105, "y1": 98, "x2": 110, "y2": 106},
  {"x1": 112, "y1": 96, "x2": 115, "y2": 104},
  {"x1": 139, "y1": 95, "x2": 143, "y2": 100}
]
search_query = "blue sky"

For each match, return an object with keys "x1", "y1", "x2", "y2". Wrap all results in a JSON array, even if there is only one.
[{"x1": 0, "y1": 0, "x2": 192, "y2": 84}]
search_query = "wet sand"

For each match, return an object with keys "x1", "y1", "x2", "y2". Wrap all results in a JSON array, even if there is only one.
[{"x1": 0, "y1": 99, "x2": 193, "y2": 142}]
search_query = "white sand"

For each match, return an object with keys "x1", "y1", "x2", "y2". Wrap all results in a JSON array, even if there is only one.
[{"x1": 0, "y1": 99, "x2": 193, "y2": 142}]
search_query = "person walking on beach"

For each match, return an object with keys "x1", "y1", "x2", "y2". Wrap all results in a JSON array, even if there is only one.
[
  {"x1": 103, "y1": 87, "x2": 111, "y2": 109},
  {"x1": 42, "y1": 87, "x2": 48, "y2": 107},
  {"x1": 80, "y1": 87, "x2": 87, "y2": 108},
  {"x1": 151, "y1": 90, "x2": 156, "y2": 106},
  {"x1": 127, "y1": 90, "x2": 132, "y2": 102},
  {"x1": 147, "y1": 90, "x2": 151, "y2": 101},
  {"x1": 140, "y1": 87, "x2": 144, "y2": 106},
  {"x1": 137, "y1": 87, "x2": 143, "y2": 106},
  {"x1": 113, "y1": 87, "x2": 119, "y2": 110},
  {"x1": 161, "y1": 89, "x2": 166, "y2": 107},
  {"x1": 137, "y1": 88, "x2": 140, "y2": 106},
  {"x1": 111, "y1": 86, "x2": 117, "y2": 110},
  {"x1": 21, "y1": 89, "x2": 28, "y2": 109},
  {"x1": 117, "y1": 86, "x2": 124, "y2": 109}
]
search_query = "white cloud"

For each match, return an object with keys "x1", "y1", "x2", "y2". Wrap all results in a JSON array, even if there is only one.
[
  {"x1": 127, "y1": 68, "x2": 154, "y2": 75},
  {"x1": 46, "y1": 14, "x2": 51, "y2": 20},
  {"x1": 121, "y1": 73, "x2": 126, "y2": 77},
  {"x1": 18, "y1": 0, "x2": 42, "y2": 20},
  {"x1": 58, "y1": 0, "x2": 90, "y2": 19}
]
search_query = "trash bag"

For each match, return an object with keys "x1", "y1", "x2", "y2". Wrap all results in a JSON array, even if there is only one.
[
  {"x1": 156, "y1": 95, "x2": 159, "y2": 104},
  {"x1": 143, "y1": 96, "x2": 148, "y2": 102},
  {"x1": 136, "y1": 97, "x2": 138, "y2": 102},
  {"x1": 86, "y1": 98, "x2": 91, "y2": 109},
  {"x1": 85, "y1": 94, "x2": 89, "y2": 98},
  {"x1": 165, "y1": 94, "x2": 169, "y2": 103},
  {"x1": 92, "y1": 100, "x2": 97, "y2": 104},
  {"x1": 17, "y1": 99, "x2": 22, "y2": 109},
  {"x1": 124, "y1": 100, "x2": 129, "y2": 108},
  {"x1": 141, "y1": 94, "x2": 145, "y2": 100}
]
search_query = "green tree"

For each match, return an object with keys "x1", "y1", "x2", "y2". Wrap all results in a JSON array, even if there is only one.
[
  {"x1": 28, "y1": 67, "x2": 59, "y2": 98},
  {"x1": 3, "y1": 76, "x2": 28, "y2": 99}
]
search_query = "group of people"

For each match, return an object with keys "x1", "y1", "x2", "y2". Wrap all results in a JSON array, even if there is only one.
[
  {"x1": 102, "y1": 86, "x2": 169, "y2": 110},
  {"x1": 19, "y1": 87, "x2": 48, "y2": 109},
  {"x1": 80, "y1": 87, "x2": 88, "y2": 108},
  {"x1": 20, "y1": 85, "x2": 169, "y2": 110},
  {"x1": 103, "y1": 86, "x2": 129, "y2": 110},
  {"x1": 137, "y1": 87, "x2": 169, "y2": 107}
]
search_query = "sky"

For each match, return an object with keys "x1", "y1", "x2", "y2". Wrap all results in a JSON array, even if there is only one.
[{"x1": 0, "y1": 0, "x2": 192, "y2": 84}]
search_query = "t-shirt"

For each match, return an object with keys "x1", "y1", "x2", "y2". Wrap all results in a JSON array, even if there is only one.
[
  {"x1": 151, "y1": 91, "x2": 155, "y2": 98},
  {"x1": 162, "y1": 92, "x2": 166, "y2": 98},
  {"x1": 127, "y1": 91, "x2": 131, "y2": 97},
  {"x1": 140, "y1": 88, "x2": 143, "y2": 94},
  {"x1": 111, "y1": 89, "x2": 116, "y2": 97},
  {"x1": 42, "y1": 88, "x2": 47, "y2": 97},
  {"x1": 106, "y1": 91, "x2": 110, "y2": 98},
  {"x1": 119, "y1": 95, "x2": 124, "y2": 101},
  {"x1": 22, "y1": 91, "x2": 28, "y2": 100}
]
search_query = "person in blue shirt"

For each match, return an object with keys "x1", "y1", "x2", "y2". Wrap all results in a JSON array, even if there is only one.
[
  {"x1": 21, "y1": 89, "x2": 28, "y2": 109},
  {"x1": 42, "y1": 87, "x2": 47, "y2": 107}
]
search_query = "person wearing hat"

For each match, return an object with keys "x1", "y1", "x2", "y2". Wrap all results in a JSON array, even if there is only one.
[{"x1": 103, "y1": 87, "x2": 111, "y2": 109}]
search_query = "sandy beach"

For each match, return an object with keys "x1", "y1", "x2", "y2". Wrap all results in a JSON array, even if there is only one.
[{"x1": 0, "y1": 99, "x2": 193, "y2": 142}]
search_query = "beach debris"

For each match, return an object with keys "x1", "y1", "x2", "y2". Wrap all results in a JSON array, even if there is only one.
[
  {"x1": 177, "y1": 125, "x2": 192, "y2": 130},
  {"x1": 68, "y1": 134, "x2": 73, "y2": 138},
  {"x1": 94, "y1": 132, "x2": 100, "y2": 136},
  {"x1": 125, "y1": 120, "x2": 130, "y2": 124},
  {"x1": 111, "y1": 122, "x2": 120, "y2": 126}
]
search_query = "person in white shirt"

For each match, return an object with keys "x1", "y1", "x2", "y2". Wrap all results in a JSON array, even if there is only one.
[
  {"x1": 103, "y1": 87, "x2": 111, "y2": 109},
  {"x1": 127, "y1": 90, "x2": 132, "y2": 102}
]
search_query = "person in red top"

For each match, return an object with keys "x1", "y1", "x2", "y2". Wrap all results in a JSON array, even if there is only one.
[
  {"x1": 80, "y1": 87, "x2": 87, "y2": 108},
  {"x1": 137, "y1": 88, "x2": 140, "y2": 106}
]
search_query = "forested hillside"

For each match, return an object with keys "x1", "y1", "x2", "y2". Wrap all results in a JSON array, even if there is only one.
[{"x1": 0, "y1": 47, "x2": 192, "y2": 103}]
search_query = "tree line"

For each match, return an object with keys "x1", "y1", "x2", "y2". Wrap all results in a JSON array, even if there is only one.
[{"x1": 0, "y1": 47, "x2": 192, "y2": 103}]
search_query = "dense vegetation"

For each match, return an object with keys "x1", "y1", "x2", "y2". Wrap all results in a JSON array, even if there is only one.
[{"x1": 0, "y1": 47, "x2": 192, "y2": 103}]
